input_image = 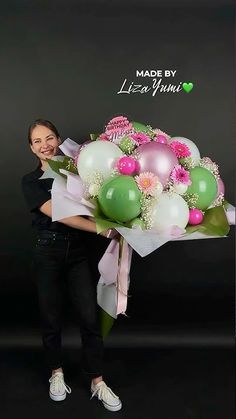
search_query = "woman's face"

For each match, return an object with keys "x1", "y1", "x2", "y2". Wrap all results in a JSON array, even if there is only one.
[{"x1": 30, "y1": 125, "x2": 61, "y2": 161}]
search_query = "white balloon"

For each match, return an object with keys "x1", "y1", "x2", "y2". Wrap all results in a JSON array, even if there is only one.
[
  {"x1": 77, "y1": 140, "x2": 123, "y2": 181},
  {"x1": 151, "y1": 192, "x2": 189, "y2": 230},
  {"x1": 172, "y1": 182, "x2": 188, "y2": 195},
  {"x1": 169, "y1": 136, "x2": 201, "y2": 164}
]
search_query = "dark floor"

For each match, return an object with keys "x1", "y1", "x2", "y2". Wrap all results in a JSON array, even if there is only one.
[{"x1": 1, "y1": 346, "x2": 234, "y2": 419}]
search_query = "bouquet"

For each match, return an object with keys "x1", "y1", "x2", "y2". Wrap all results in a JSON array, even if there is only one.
[{"x1": 41, "y1": 116, "x2": 235, "y2": 337}]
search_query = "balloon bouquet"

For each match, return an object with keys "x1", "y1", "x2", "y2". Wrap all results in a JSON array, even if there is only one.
[{"x1": 43, "y1": 115, "x2": 233, "y2": 337}]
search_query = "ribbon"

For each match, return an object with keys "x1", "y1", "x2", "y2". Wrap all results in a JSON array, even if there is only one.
[
  {"x1": 225, "y1": 204, "x2": 235, "y2": 225},
  {"x1": 98, "y1": 239, "x2": 119, "y2": 286},
  {"x1": 116, "y1": 237, "x2": 133, "y2": 315},
  {"x1": 97, "y1": 239, "x2": 119, "y2": 318},
  {"x1": 97, "y1": 237, "x2": 133, "y2": 317}
]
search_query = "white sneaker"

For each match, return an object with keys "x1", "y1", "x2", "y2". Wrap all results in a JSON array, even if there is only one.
[
  {"x1": 49, "y1": 372, "x2": 72, "y2": 401},
  {"x1": 90, "y1": 380, "x2": 122, "y2": 411}
]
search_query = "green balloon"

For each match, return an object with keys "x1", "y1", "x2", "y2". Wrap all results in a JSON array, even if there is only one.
[
  {"x1": 98, "y1": 176, "x2": 142, "y2": 222},
  {"x1": 132, "y1": 121, "x2": 151, "y2": 134},
  {"x1": 187, "y1": 167, "x2": 217, "y2": 210}
]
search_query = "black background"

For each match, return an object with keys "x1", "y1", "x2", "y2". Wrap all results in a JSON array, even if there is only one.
[{"x1": 0, "y1": 2, "x2": 234, "y2": 416}]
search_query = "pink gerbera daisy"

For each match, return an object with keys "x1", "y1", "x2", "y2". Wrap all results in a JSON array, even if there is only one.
[
  {"x1": 135, "y1": 172, "x2": 159, "y2": 195},
  {"x1": 170, "y1": 141, "x2": 191, "y2": 158},
  {"x1": 170, "y1": 165, "x2": 192, "y2": 185},
  {"x1": 131, "y1": 132, "x2": 151, "y2": 145}
]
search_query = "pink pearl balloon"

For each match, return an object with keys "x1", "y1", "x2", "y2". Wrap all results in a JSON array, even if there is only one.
[
  {"x1": 155, "y1": 134, "x2": 168, "y2": 144},
  {"x1": 217, "y1": 177, "x2": 225, "y2": 197},
  {"x1": 188, "y1": 208, "x2": 203, "y2": 225},
  {"x1": 117, "y1": 156, "x2": 136, "y2": 175},
  {"x1": 134, "y1": 142, "x2": 178, "y2": 186}
]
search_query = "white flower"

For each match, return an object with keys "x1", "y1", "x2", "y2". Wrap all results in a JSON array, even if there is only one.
[{"x1": 88, "y1": 183, "x2": 100, "y2": 197}]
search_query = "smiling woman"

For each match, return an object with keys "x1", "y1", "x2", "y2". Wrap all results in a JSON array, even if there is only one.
[
  {"x1": 28, "y1": 120, "x2": 61, "y2": 170},
  {"x1": 21, "y1": 119, "x2": 122, "y2": 411}
]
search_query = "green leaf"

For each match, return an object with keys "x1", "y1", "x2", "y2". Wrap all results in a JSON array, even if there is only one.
[
  {"x1": 95, "y1": 217, "x2": 123, "y2": 234},
  {"x1": 186, "y1": 205, "x2": 230, "y2": 236},
  {"x1": 62, "y1": 156, "x2": 78, "y2": 174},
  {"x1": 92, "y1": 199, "x2": 104, "y2": 218},
  {"x1": 222, "y1": 199, "x2": 229, "y2": 209},
  {"x1": 90, "y1": 133, "x2": 101, "y2": 141},
  {"x1": 92, "y1": 202, "x2": 128, "y2": 233},
  {"x1": 47, "y1": 158, "x2": 67, "y2": 177},
  {"x1": 99, "y1": 308, "x2": 115, "y2": 339},
  {"x1": 47, "y1": 156, "x2": 78, "y2": 176}
]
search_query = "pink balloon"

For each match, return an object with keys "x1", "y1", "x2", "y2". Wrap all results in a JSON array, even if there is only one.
[
  {"x1": 117, "y1": 156, "x2": 136, "y2": 175},
  {"x1": 155, "y1": 134, "x2": 168, "y2": 144},
  {"x1": 217, "y1": 177, "x2": 225, "y2": 197},
  {"x1": 134, "y1": 142, "x2": 178, "y2": 186},
  {"x1": 189, "y1": 208, "x2": 203, "y2": 225}
]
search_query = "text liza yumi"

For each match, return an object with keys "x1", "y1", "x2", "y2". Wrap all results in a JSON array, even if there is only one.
[{"x1": 117, "y1": 78, "x2": 183, "y2": 96}]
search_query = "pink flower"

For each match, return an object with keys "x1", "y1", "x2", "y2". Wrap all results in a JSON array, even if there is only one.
[
  {"x1": 170, "y1": 141, "x2": 191, "y2": 158},
  {"x1": 131, "y1": 132, "x2": 151, "y2": 145},
  {"x1": 135, "y1": 172, "x2": 159, "y2": 195},
  {"x1": 99, "y1": 133, "x2": 109, "y2": 141},
  {"x1": 170, "y1": 165, "x2": 191, "y2": 185}
]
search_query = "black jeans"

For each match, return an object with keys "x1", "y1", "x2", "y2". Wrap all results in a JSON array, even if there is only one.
[{"x1": 32, "y1": 229, "x2": 104, "y2": 378}]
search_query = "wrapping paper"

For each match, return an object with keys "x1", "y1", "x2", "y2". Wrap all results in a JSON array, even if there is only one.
[{"x1": 39, "y1": 145, "x2": 235, "y2": 319}]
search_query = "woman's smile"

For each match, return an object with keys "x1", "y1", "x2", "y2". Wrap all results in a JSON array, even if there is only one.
[
  {"x1": 30, "y1": 124, "x2": 61, "y2": 166},
  {"x1": 41, "y1": 148, "x2": 56, "y2": 156}
]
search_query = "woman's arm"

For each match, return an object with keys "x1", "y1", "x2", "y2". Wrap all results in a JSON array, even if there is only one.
[{"x1": 39, "y1": 199, "x2": 99, "y2": 234}]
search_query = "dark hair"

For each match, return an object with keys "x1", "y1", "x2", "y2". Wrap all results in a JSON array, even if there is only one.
[{"x1": 28, "y1": 118, "x2": 60, "y2": 144}]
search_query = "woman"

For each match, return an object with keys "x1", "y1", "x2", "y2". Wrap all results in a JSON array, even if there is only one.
[{"x1": 21, "y1": 119, "x2": 122, "y2": 412}]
